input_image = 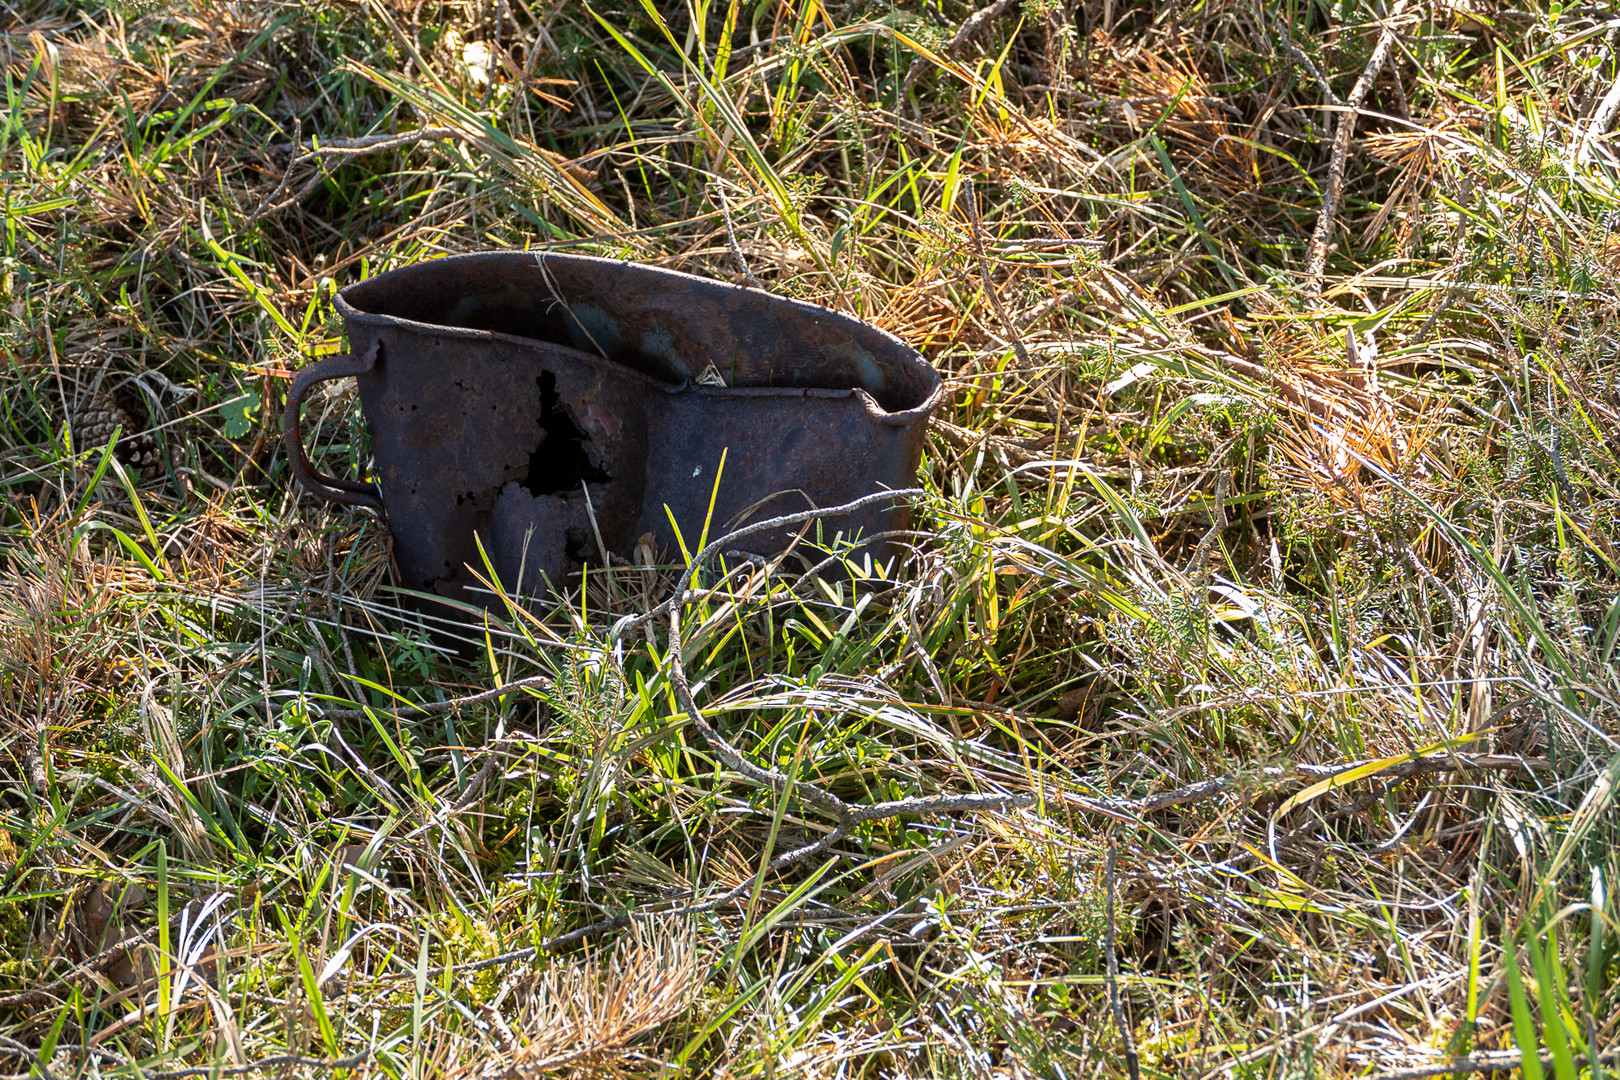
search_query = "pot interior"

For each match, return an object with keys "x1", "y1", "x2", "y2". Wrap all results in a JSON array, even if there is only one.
[{"x1": 339, "y1": 252, "x2": 938, "y2": 414}]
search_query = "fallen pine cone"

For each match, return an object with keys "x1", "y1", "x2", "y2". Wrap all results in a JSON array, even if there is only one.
[{"x1": 70, "y1": 391, "x2": 164, "y2": 479}]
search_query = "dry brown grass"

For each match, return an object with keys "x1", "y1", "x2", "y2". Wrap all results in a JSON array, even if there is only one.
[{"x1": 0, "y1": 0, "x2": 1617, "y2": 1075}]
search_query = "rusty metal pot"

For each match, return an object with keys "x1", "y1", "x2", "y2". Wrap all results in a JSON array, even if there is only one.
[{"x1": 283, "y1": 251, "x2": 941, "y2": 617}]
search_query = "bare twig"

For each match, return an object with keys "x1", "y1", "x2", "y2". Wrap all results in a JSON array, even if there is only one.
[
  {"x1": 244, "y1": 117, "x2": 302, "y2": 223},
  {"x1": 444, "y1": 735, "x2": 516, "y2": 816},
  {"x1": 292, "y1": 127, "x2": 462, "y2": 156},
  {"x1": 661, "y1": 489, "x2": 1034, "y2": 827},
  {"x1": 960, "y1": 177, "x2": 1031, "y2": 371},
  {"x1": 1105, "y1": 841, "x2": 1141, "y2": 1080},
  {"x1": 1013, "y1": 289, "x2": 1082, "y2": 331},
  {"x1": 929, "y1": 415, "x2": 1047, "y2": 464},
  {"x1": 1185, "y1": 466, "x2": 1230, "y2": 579},
  {"x1": 0, "y1": 1035, "x2": 58, "y2": 1080},
  {"x1": 1578, "y1": 70, "x2": 1620, "y2": 164},
  {"x1": 109, "y1": 1052, "x2": 372, "y2": 1080},
  {"x1": 1125, "y1": 752, "x2": 1545, "y2": 814},
  {"x1": 0, "y1": 927, "x2": 161, "y2": 1010},
  {"x1": 311, "y1": 673, "x2": 554, "y2": 720},
  {"x1": 1304, "y1": 0, "x2": 1412, "y2": 295},
  {"x1": 905, "y1": 602, "x2": 949, "y2": 703},
  {"x1": 715, "y1": 181, "x2": 763, "y2": 290},
  {"x1": 249, "y1": 127, "x2": 463, "y2": 223},
  {"x1": 960, "y1": 177, "x2": 1066, "y2": 434},
  {"x1": 1378, "y1": 1049, "x2": 1620, "y2": 1079},
  {"x1": 901, "y1": 0, "x2": 1019, "y2": 97},
  {"x1": 1259, "y1": 3, "x2": 1340, "y2": 107}
]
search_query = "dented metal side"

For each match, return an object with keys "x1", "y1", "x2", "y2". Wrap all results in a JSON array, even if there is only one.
[{"x1": 285, "y1": 251, "x2": 942, "y2": 619}]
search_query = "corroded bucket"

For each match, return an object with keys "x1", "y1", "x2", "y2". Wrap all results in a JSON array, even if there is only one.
[{"x1": 283, "y1": 251, "x2": 941, "y2": 616}]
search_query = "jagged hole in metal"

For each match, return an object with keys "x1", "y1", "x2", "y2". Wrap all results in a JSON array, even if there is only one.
[{"x1": 523, "y1": 371, "x2": 610, "y2": 496}]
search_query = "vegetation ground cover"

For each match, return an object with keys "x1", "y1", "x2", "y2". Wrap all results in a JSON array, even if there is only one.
[{"x1": 2, "y1": 0, "x2": 1619, "y2": 1075}]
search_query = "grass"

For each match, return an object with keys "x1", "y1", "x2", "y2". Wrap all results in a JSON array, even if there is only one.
[{"x1": 2, "y1": 0, "x2": 1619, "y2": 1075}]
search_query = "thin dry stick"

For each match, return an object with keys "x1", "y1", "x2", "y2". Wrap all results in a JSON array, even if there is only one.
[
  {"x1": 287, "y1": 126, "x2": 463, "y2": 157},
  {"x1": 961, "y1": 178, "x2": 1066, "y2": 434},
  {"x1": 442, "y1": 735, "x2": 516, "y2": 816},
  {"x1": 1377, "y1": 1049, "x2": 1620, "y2": 1079},
  {"x1": 960, "y1": 177, "x2": 1031, "y2": 370},
  {"x1": 0, "y1": 926, "x2": 162, "y2": 1010},
  {"x1": 901, "y1": 0, "x2": 1019, "y2": 97},
  {"x1": 94, "y1": 1052, "x2": 372, "y2": 1080},
  {"x1": 1261, "y1": 2, "x2": 1339, "y2": 108},
  {"x1": 1185, "y1": 466, "x2": 1230, "y2": 579},
  {"x1": 1126, "y1": 751, "x2": 1544, "y2": 814},
  {"x1": 905, "y1": 602, "x2": 949, "y2": 703},
  {"x1": 1104, "y1": 841, "x2": 1141, "y2": 1080},
  {"x1": 1579, "y1": 69, "x2": 1620, "y2": 163},
  {"x1": 314, "y1": 673, "x2": 554, "y2": 720},
  {"x1": 245, "y1": 116, "x2": 302, "y2": 223},
  {"x1": 716, "y1": 181, "x2": 763, "y2": 289},
  {"x1": 1303, "y1": 0, "x2": 1411, "y2": 296},
  {"x1": 249, "y1": 127, "x2": 463, "y2": 222},
  {"x1": 0, "y1": 1036, "x2": 58, "y2": 1080},
  {"x1": 660, "y1": 490, "x2": 1034, "y2": 832}
]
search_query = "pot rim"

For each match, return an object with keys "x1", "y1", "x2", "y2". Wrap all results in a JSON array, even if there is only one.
[{"x1": 332, "y1": 250, "x2": 943, "y2": 426}]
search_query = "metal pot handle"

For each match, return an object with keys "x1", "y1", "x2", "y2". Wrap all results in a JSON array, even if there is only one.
[{"x1": 283, "y1": 343, "x2": 384, "y2": 511}]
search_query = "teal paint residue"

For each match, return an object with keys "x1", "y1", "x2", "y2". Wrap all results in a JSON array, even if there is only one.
[
  {"x1": 566, "y1": 304, "x2": 626, "y2": 358},
  {"x1": 443, "y1": 282, "x2": 536, "y2": 326},
  {"x1": 640, "y1": 324, "x2": 690, "y2": 378},
  {"x1": 823, "y1": 342, "x2": 886, "y2": 393},
  {"x1": 443, "y1": 296, "x2": 485, "y2": 327}
]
